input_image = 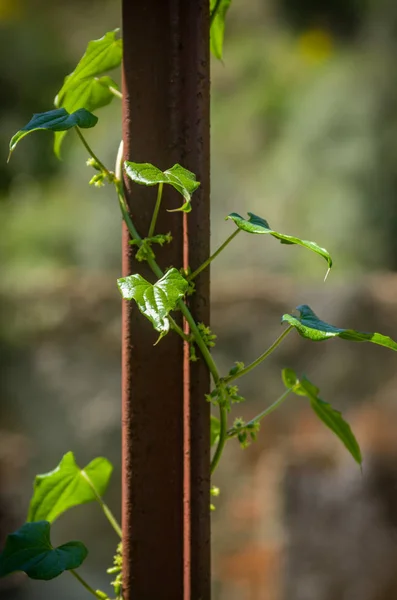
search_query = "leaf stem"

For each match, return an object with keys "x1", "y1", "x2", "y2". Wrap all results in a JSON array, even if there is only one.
[
  {"x1": 75, "y1": 128, "x2": 111, "y2": 177},
  {"x1": 210, "y1": 400, "x2": 227, "y2": 475},
  {"x1": 70, "y1": 569, "x2": 108, "y2": 599},
  {"x1": 227, "y1": 389, "x2": 292, "y2": 438},
  {"x1": 226, "y1": 326, "x2": 294, "y2": 383},
  {"x1": 80, "y1": 470, "x2": 122, "y2": 539},
  {"x1": 188, "y1": 229, "x2": 240, "y2": 281},
  {"x1": 169, "y1": 316, "x2": 190, "y2": 342},
  {"x1": 109, "y1": 86, "x2": 123, "y2": 100},
  {"x1": 148, "y1": 183, "x2": 164, "y2": 237}
]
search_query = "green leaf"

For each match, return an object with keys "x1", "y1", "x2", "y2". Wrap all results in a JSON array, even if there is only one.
[
  {"x1": 124, "y1": 162, "x2": 200, "y2": 213},
  {"x1": 282, "y1": 304, "x2": 397, "y2": 351},
  {"x1": 0, "y1": 521, "x2": 87, "y2": 580},
  {"x1": 54, "y1": 29, "x2": 122, "y2": 156},
  {"x1": 8, "y1": 108, "x2": 98, "y2": 161},
  {"x1": 210, "y1": 0, "x2": 232, "y2": 60},
  {"x1": 27, "y1": 452, "x2": 113, "y2": 523},
  {"x1": 117, "y1": 268, "x2": 189, "y2": 337},
  {"x1": 210, "y1": 415, "x2": 220, "y2": 447},
  {"x1": 227, "y1": 212, "x2": 332, "y2": 274},
  {"x1": 281, "y1": 369, "x2": 362, "y2": 466}
]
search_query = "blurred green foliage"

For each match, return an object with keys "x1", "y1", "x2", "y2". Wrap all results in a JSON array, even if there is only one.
[{"x1": 2, "y1": 0, "x2": 397, "y2": 295}]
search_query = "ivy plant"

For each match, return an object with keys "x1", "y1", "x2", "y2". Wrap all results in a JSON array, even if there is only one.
[{"x1": 1, "y1": 3, "x2": 396, "y2": 599}]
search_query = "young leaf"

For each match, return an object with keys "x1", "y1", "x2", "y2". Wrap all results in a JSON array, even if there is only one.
[
  {"x1": 54, "y1": 29, "x2": 122, "y2": 156},
  {"x1": 281, "y1": 368, "x2": 362, "y2": 466},
  {"x1": 211, "y1": 415, "x2": 221, "y2": 447},
  {"x1": 124, "y1": 162, "x2": 200, "y2": 213},
  {"x1": 0, "y1": 521, "x2": 87, "y2": 580},
  {"x1": 227, "y1": 212, "x2": 332, "y2": 272},
  {"x1": 8, "y1": 108, "x2": 98, "y2": 160},
  {"x1": 282, "y1": 304, "x2": 397, "y2": 351},
  {"x1": 117, "y1": 268, "x2": 189, "y2": 337},
  {"x1": 210, "y1": 0, "x2": 232, "y2": 60},
  {"x1": 27, "y1": 452, "x2": 113, "y2": 523}
]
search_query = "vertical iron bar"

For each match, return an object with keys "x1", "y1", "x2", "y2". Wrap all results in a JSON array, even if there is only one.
[{"x1": 121, "y1": 2, "x2": 210, "y2": 600}]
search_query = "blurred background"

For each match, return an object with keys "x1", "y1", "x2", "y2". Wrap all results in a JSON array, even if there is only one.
[{"x1": 2, "y1": 0, "x2": 397, "y2": 598}]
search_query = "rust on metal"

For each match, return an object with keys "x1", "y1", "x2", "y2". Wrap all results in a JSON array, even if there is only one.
[{"x1": 121, "y1": 2, "x2": 210, "y2": 599}]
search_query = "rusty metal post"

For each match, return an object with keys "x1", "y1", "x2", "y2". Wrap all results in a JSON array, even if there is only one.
[{"x1": 121, "y1": 2, "x2": 210, "y2": 600}]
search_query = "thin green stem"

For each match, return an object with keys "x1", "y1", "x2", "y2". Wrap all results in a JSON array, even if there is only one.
[
  {"x1": 210, "y1": 401, "x2": 227, "y2": 475},
  {"x1": 226, "y1": 326, "x2": 294, "y2": 383},
  {"x1": 210, "y1": 0, "x2": 222, "y2": 27},
  {"x1": 109, "y1": 85, "x2": 123, "y2": 100},
  {"x1": 188, "y1": 228, "x2": 240, "y2": 281},
  {"x1": 227, "y1": 389, "x2": 292, "y2": 438},
  {"x1": 148, "y1": 183, "x2": 164, "y2": 237},
  {"x1": 75, "y1": 128, "x2": 111, "y2": 177},
  {"x1": 169, "y1": 316, "x2": 190, "y2": 342},
  {"x1": 70, "y1": 569, "x2": 108, "y2": 599},
  {"x1": 80, "y1": 470, "x2": 122, "y2": 539}
]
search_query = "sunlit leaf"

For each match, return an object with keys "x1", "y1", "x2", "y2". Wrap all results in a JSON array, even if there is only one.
[
  {"x1": 117, "y1": 268, "x2": 189, "y2": 337},
  {"x1": 27, "y1": 452, "x2": 113, "y2": 523},
  {"x1": 210, "y1": 0, "x2": 232, "y2": 59},
  {"x1": 281, "y1": 368, "x2": 362, "y2": 465},
  {"x1": 282, "y1": 304, "x2": 397, "y2": 351},
  {"x1": 227, "y1": 212, "x2": 332, "y2": 273},
  {"x1": 124, "y1": 162, "x2": 200, "y2": 213},
  {"x1": 54, "y1": 29, "x2": 122, "y2": 156},
  {"x1": 0, "y1": 521, "x2": 87, "y2": 580},
  {"x1": 8, "y1": 108, "x2": 97, "y2": 161}
]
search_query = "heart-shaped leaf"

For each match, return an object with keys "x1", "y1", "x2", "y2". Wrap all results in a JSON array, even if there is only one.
[
  {"x1": 211, "y1": 415, "x2": 220, "y2": 447},
  {"x1": 0, "y1": 521, "x2": 87, "y2": 580},
  {"x1": 54, "y1": 29, "x2": 122, "y2": 156},
  {"x1": 227, "y1": 212, "x2": 332, "y2": 274},
  {"x1": 282, "y1": 368, "x2": 362, "y2": 466},
  {"x1": 27, "y1": 452, "x2": 113, "y2": 523},
  {"x1": 282, "y1": 304, "x2": 397, "y2": 351},
  {"x1": 210, "y1": 0, "x2": 232, "y2": 60},
  {"x1": 117, "y1": 268, "x2": 189, "y2": 337},
  {"x1": 124, "y1": 162, "x2": 200, "y2": 213},
  {"x1": 8, "y1": 108, "x2": 98, "y2": 161}
]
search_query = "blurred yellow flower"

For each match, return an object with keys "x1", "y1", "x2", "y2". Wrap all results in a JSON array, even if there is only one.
[
  {"x1": 0, "y1": 0, "x2": 23, "y2": 21},
  {"x1": 297, "y1": 29, "x2": 334, "y2": 64}
]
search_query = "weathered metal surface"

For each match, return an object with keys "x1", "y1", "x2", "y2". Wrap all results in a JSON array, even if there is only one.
[{"x1": 121, "y1": 2, "x2": 210, "y2": 598}]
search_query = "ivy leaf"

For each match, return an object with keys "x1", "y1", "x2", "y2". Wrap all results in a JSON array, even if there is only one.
[
  {"x1": 210, "y1": 0, "x2": 232, "y2": 60},
  {"x1": 282, "y1": 304, "x2": 397, "y2": 351},
  {"x1": 0, "y1": 521, "x2": 87, "y2": 580},
  {"x1": 227, "y1": 212, "x2": 332, "y2": 275},
  {"x1": 210, "y1": 415, "x2": 220, "y2": 447},
  {"x1": 281, "y1": 368, "x2": 362, "y2": 466},
  {"x1": 117, "y1": 268, "x2": 189, "y2": 337},
  {"x1": 54, "y1": 29, "x2": 122, "y2": 156},
  {"x1": 27, "y1": 452, "x2": 113, "y2": 523},
  {"x1": 8, "y1": 108, "x2": 97, "y2": 161},
  {"x1": 124, "y1": 162, "x2": 200, "y2": 213}
]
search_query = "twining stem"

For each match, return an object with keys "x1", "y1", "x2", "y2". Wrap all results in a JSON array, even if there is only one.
[
  {"x1": 80, "y1": 470, "x2": 122, "y2": 539},
  {"x1": 188, "y1": 228, "x2": 240, "y2": 281},
  {"x1": 226, "y1": 326, "x2": 294, "y2": 383},
  {"x1": 148, "y1": 183, "x2": 164, "y2": 237},
  {"x1": 70, "y1": 569, "x2": 108, "y2": 599},
  {"x1": 75, "y1": 128, "x2": 111, "y2": 177},
  {"x1": 109, "y1": 85, "x2": 123, "y2": 100},
  {"x1": 210, "y1": 397, "x2": 227, "y2": 475},
  {"x1": 227, "y1": 389, "x2": 292, "y2": 438},
  {"x1": 76, "y1": 133, "x2": 227, "y2": 476}
]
